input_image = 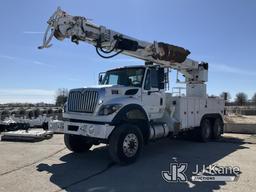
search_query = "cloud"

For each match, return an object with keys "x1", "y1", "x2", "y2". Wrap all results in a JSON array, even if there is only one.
[
  {"x1": 23, "y1": 31, "x2": 44, "y2": 34},
  {"x1": 0, "y1": 89, "x2": 55, "y2": 96},
  {"x1": 0, "y1": 54, "x2": 55, "y2": 68},
  {"x1": 33, "y1": 60, "x2": 56, "y2": 68},
  {"x1": 0, "y1": 54, "x2": 16, "y2": 60},
  {"x1": 67, "y1": 77, "x2": 83, "y2": 82},
  {"x1": 0, "y1": 89, "x2": 55, "y2": 104},
  {"x1": 211, "y1": 63, "x2": 256, "y2": 76}
]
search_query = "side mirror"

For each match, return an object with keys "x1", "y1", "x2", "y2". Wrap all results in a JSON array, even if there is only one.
[
  {"x1": 99, "y1": 75, "x2": 103, "y2": 84},
  {"x1": 98, "y1": 72, "x2": 105, "y2": 84},
  {"x1": 158, "y1": 68, "x2": 165, "y2": 89}
]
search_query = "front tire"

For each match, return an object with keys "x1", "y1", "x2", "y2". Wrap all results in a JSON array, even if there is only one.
[
  {"x1": 108, "y1": 124, "x2": 144, "y2": 165},
  {"x1": 64, "y1": 134, "x2": 93, "y2": 153}
]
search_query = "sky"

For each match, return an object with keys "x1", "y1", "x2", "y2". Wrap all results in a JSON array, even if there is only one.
[{"x1": 0, "y1": 0, "x2": 255, "y2": 103}]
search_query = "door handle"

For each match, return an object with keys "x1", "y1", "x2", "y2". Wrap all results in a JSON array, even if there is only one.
[{"x1": 160, "y1": 98, "x2": 163, "y2": 105}]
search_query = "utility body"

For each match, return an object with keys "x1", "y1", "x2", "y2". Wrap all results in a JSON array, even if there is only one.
[{"x1": 39, "y1": 8, "x2": 224, "y2": 164}]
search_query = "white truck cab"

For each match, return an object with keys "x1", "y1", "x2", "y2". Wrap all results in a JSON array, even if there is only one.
[{"x1": 63, "y1": 65, "x2": 165, "y2": 138}]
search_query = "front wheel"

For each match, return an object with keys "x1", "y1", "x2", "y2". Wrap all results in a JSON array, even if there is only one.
[
  {"x1": 108, "y1": 124, "x2": 144, "y2": 165},
  {"x1": 64, "y1": 134, "x2": 93, "y2": 153}
]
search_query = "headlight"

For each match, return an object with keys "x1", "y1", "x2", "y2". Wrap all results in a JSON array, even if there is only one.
[
  {"x1": 98, "y1": 104, "x2": 122, "y2": 116},
  {"x1": 98, "y1": 99, "x2": 103, "y2": 105}
]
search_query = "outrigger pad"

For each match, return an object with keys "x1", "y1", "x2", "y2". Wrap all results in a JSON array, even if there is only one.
[
  {"x1": 0, "y1": 130, "x2": 53, "y2": 142},
  {"x1": 154, "y1": 42, "x2": 191, "y2": 63}
]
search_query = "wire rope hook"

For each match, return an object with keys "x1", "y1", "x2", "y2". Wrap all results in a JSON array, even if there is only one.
[{"x1": 38, "y1": 7, "x2": 63, "y2": 49}]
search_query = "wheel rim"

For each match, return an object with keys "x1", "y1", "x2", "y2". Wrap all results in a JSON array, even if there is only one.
[{"x1": 122, "y1": 133, "x2": 139, "y2": 157}]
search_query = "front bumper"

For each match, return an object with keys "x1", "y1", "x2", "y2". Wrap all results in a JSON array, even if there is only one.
[{"x1": 64, "y1": 121, "x2": 115, "y2": 139}]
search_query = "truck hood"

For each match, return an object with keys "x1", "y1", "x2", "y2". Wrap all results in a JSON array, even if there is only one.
[
  {"x1": 71, "y1": 84, "x2": 141, "y2": 97},
  {"x1": 84, "y1": 84, "x2": 125, "y2": 89}
]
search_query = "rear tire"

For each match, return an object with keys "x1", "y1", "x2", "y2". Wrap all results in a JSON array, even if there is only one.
[
  {"x1": 109, "y1": 124, "x2": 144, "y2": 165},
  {"x1": 198, "y1": 118, "x2": 212, "y2": 142},
  {"x1": 64, "y1": 134, "x2": 92, "y2": 153},
  {"x1": 212, "y1": 118, "x2": 223, "y2": 140}
]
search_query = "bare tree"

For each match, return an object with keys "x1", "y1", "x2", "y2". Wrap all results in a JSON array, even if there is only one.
[
  {"x1": 1, "y1": 110, "x2": 10, "y2": 120},
  {"x1": 252, "y1": 93, "x2": 256, "y2": 105},
  {"x1": 55, "y1": 88, "x2": 69, "y2": 107},
  {"x1": 220, "y1": 92, "x2": 231, "y2": 101},
  {"x1": 28, "y1": 111, "x2": 34, "y2": 119},
  {"x1": 235, "y1": 92, "x2": 248, "y2": 106},
  {"x1": 34, "y1": 108, "x2": 40, "y2": 118},
  {"x1": 47, "y1": 108, "x2": 53, "y2": 115},
  {"x1": 19, "y1": 108, "x2": 26, "y2": 117}
]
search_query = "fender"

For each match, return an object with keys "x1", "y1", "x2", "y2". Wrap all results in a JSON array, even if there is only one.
[
  {"x1": 200, "y1": 113, "x2": 224, "y2": 133},
  {"x1": 110, "y1": 104, "x2": 150, "y2": 142},
  {"x1": 200, "y1": 113, "x2": 223, "y2": 124}
]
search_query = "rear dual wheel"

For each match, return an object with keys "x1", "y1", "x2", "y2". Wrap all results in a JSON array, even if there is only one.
[
  {"x1": 198, "y1": 118, "x2": 212, "y2": 142},
  {"x1": 198, "y1": 118, "x2": 223, "y2": 142},
  {"x1": 212, "y1": 118, "x2": 223, "y2": 140}
]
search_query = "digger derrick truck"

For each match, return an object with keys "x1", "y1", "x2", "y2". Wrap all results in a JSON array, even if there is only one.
[{"x1": 39, "y1": 8, "x2": 224, "y2": 164}]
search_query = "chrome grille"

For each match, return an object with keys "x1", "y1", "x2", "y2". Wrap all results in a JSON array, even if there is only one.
[{"x1": 68, "y1": 90, "x2": 99, "y2": 113}]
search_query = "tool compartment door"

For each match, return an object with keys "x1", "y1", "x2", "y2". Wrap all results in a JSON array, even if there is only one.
[
  {"x1": 187, "y1": 97, "x2": 195, "y2": 128},
  {"x1": 179, "y1": 98, "x2": 188, "y2": 129},
  {"x1": 194, "y1": 98, "x2": 200, "y2": 127}
]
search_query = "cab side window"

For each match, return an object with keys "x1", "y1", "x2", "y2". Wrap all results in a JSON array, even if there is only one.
[
  {"x1": 144, "y1": 70, "x2": 151, "y2": 90},
  {"x1": 150, "y1": 69, "x2": 158, "y2": 88},
  {"x1": 144, "y1": 68, "x2": 158, "y2": 90}
]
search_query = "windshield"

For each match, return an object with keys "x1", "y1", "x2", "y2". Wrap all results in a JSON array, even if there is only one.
[{"x1": 101, "y1": 68, "x2": 145, "y2": 87}]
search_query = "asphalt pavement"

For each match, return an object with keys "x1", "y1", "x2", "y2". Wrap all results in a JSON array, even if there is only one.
[{"x1": 0, "y1": 133, "x2": 256, "y2": 192}]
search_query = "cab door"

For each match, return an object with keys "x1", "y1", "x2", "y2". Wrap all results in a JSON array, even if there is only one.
[{"x1": 142, "y1": 67, "x2": 165, "y2": 119}]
